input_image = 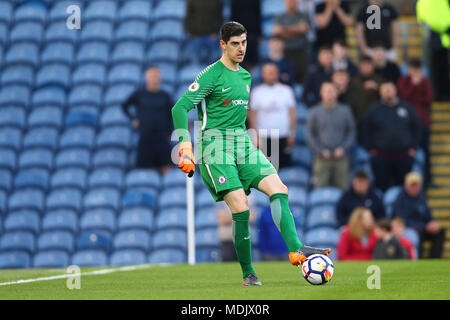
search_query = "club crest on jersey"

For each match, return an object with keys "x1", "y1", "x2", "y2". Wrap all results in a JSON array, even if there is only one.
[
  {"x1": 217, "y1": 175, "x2": 227, "y2": 185},
  {"x1": 188, "y1": 82, "x2": 200, "y2": 92}
]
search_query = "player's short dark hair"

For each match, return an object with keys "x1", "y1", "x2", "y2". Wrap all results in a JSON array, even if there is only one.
[
  {"x1": 220, "y1": 21, "x2": 247, "y2": 43},
  {"x1": 408, "y1": 57, "x2": 422, "y2": 69}
]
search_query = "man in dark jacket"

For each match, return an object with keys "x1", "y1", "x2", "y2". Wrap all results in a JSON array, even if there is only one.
[
  {"x1": 392, "y1": 172, "x2": 445, "y2": 258},
  {"x1": 336, "y1": 170, "x2": 385, "y2": 228},
  {"x1": 362, "y1": 81, "x2": 422, "y2": 191}
]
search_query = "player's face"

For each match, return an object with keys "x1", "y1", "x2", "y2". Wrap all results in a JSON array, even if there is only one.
[{"x1": 222, "y1": 34, "x2": 247, "y2": 64}]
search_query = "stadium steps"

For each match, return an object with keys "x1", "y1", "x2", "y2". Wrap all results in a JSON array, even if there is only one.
[{"x1": 427, "y1": 101, "x2": 450, "y2": 258}]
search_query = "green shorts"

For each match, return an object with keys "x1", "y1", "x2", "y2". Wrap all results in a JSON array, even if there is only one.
[{"x1": 197, "y1": 130, "x2": 277, "y2": 202}]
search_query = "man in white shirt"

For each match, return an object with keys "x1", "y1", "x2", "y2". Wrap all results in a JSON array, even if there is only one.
[{"x1": 248, "y1": 63, "x2": 297, "y2": 170}]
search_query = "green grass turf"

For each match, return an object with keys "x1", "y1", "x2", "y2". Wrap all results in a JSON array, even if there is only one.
[{"x1": 0, "y1": 260, "x2": 449, "y2": 300}]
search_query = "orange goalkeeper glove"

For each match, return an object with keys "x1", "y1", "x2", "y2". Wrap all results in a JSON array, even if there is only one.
[{"x1": 178, "y1": 142, "x2": 196, "y2": 176}]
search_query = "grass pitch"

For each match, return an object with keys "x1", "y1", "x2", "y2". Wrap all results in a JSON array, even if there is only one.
[{"x1": 0, "y1": 260, "x2": 449, "y2": 300}]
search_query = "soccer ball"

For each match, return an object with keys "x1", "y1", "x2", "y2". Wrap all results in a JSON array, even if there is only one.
[{"x1": 301, "y1": 254, "x2": 334, "y2": 285}]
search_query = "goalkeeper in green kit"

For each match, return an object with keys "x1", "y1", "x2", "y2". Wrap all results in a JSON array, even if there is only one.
[{"x1": 171, "y1": 21, "x2": 331, "y2": 286}]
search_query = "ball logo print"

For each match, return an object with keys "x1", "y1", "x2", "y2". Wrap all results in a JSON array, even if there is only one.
[{"x1": 301, "y1": 254, "x2": 334, "y2": 285}]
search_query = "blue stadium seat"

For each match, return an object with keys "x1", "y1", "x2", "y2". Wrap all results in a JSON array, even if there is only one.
[
  {"x1": 80, "y1": 21, "x2": 114, "y2": 43},
  {"x1": 4, "y1": 210, "x2": 40, "y2": 234},
  {"x1": 352, "y1": 146, "x2": 370, "y2": 167},
  {"x1": 10, "y1": 21, "x2": 44, "y2": 44},
  {"x1": 92, "y1": 148, "x2": 128, "y2": 169},
  {"x1": 96, "y1": 127, "x2": 131, "y2": 150},
  {"x1": 118, "y1": 208, "x2": 154, "y2": 232},
  {"x1": 125, "y1": 169, "x2": 161, "y2": 190},
  {"x1": 0, "y1": 128, "x2": 22, "y2": 152},
  {"x1": 383, "y1": 186, "x2": 402, "y2": 218},
  {"x1": 158, "y1": 187, "x2": 187, "y2": 209},
  {"x1": 156, "y1": 208, "x2": 187, "y2": 230},
  {"x1": 14, "y1": 1, "x2": 48, "y2": 24},
  {"x1": 0, "y1": 85, "x2": 31, "y2": 109},
  {"x1": 113, "y1": 229, "x2": 151, "y2": 252},
  {"x1": 0, "y1": 1, "x2": 13, "y2": 25},
  {"x1": 290, "y1": 204, "x2": 306, "y2": 228},
  {"x1": 147, "y1": 40, "x2": 181, "y2": 64},
  {"x1": 37, "y1": 231, "x2": 74, "y2": 253},
  {"x1": 19, "y1": 149, "x2": 53, "y2": 171},
  {"x1": 0, "y1": 149, "x2": 16, "y2": 171},
  {"x1": 154, "y1": 62, "x2": 177, "y2": 85},
  {"x1": 115, "y1": 20, "x2": 148, "y2": 42},
  {"x1": 44, "y1": 21, "x2": 78, "y2": 43},
  {"x1": 107, "y1": 63, "x2": 142, "y2": 86},
  {"x1": 0, "y1": 251, "x2": 31, "y2": 269},
  {"x1": 153, "y1": 0, "x2": 186, "y2": 20},
  {"x1": 84, "y1": 0, "x2": 117, "y2": 22},
  {"x1": 279, "y1": 166, "x2": 310, "y2": 188},
  {"x1": 14, "y1": 168, "x2": 49, "y2": 191},
  {"x1": 118, "y1": 1, "x2": 152, "y2": 21},
  {"x1": 403, "y1": 227, "x2": 419, "y2": 254},
  {"x1": 0, "y1": 231, "x2": 35, "y2": 254},
  {"x1": 68, "y1": 84, "x2": 103, "y2": 107},
  {"x1": 148, "y1": 248, "x2": 186, "y2": 264},
  {"x1": 261, "y1": 0, "x2": 285, "y2": 18},
  {"x1": 122, "y1": 188, "x2": 157, "y2": 209},
  {"x1": 414, "y1": 148, "x2": 425, "y2": 166},
  {"x1": 291, "y1": 145, "x2": 312, "y2": 169},
  {"x1": 306, "y1": 205, "x2": 338, "y2": 230},
  {"x1": 49, "y1": 1, "x2": 83, "y2": 21},
  {"x1": 55, "y1": 148, "x2": 91, "y2": 169},
  {"x1": 33, "y1": 250, "x2": 70, "y2": 268},
  {"x1": 59, "y1": 127, "x2": 96, "y2": 150},
  {"x1": 28, "y1": 106, "x2": 63, "y2": 129},
  {"x1": 112, "y1": 41, "x2": 144, "y2": 64},
  {"x1": 23, "y1": 127, "x2": 58, "y2": 151},
  {"x1": 71, "y1": 63, "x2": 106, "y2": 86},
  {"x1": 0, "y1": 22, "x2": 6, "y2": 46},
  {"x1": 46, "y1": 188, "x2": 82, "y2": 212},
  {"x1": 195, "y1": 228, "x2": 220, "y2": 248},
  {"x1": 0, "y1": 106, "x2": 26, "y2": 129},
  {"x1": 32, "y1": 86, "x2": 66, "y2": 108},
  {"x1": 83, "y1": 188, "x2": 120, "y2": 211},
  {"x1": 0, "y1": 190, "x2": 6, "y2": 215},
  {"x1": 100, "y1": 106, "x2": 129, "y2": 128},
  {"x1": 178, "y1": 64, "x2": 204, "y2": 85},
  {"x1": 150, "y1": 20, "x2": 185, "y2": 42},
  {"x1": 296, "y1": 103, "x2": 309, "y2": 123},
  {"x1": 308, "y1": 187, "x2": 343, "y2": 208},
  {"x1": 1, "y1": 65, "x2": 34, "y2": 87},
  {"x1": 51, "y1": 168, "x2": 86, "y2": 190},
  {"x1": 196, "y1": 248, "x2": 220, "y2": 263},
  {"x1": 76, "y1": 42, "x2": 109, "y2": 65},
  {"x1": 42, "y1": 209, "x2": 78, "y2": 233},
  {"x1": 195, "y1": 209, "x2": 218, "y2": 230},
  {"x1": 76, "y1": 231, "x2": 112, "y2": 252},
  {"x1": 161, "y1": 168, "x2": 187, "y2": 188},
  {"x1": 71, "y1": 249, "x2": 108, "y2": 267},
  {"x1": 304, "y1": 227, "x2": 339, "y2": 248},
  {"x1": 262, "y1": 17, "x2": 275, "y2": 38},
  {"x1": 80, "y1": 209, "x2": 116, "y2": 234},
  {"x1": 36, "y1": 64, "x2": 71, "y2": 89},
  {"x1": 0, "y1": 169, "x2": 12, "y2": 192},
  {"x1": 110, "y1": 249, "x2": 147, "y2": 265},
  {"x1": 152, "y1": 229, "x2": 187, "y2": 251},
  {"x1": 196, "y1": 189, "x2": 216, "y2": 209},
  {"x1": 9, "y1": 189, "x2": 44, "y2": 213},
  {"x1": 104, "y1": 84, "x2": 135, "y2": 106},
  {"x1": 288, "y1": 186, "x2": 308, "y2": 208},
  {"x1": 65, "y1": 108, "x2": 99, "y2": 127}
]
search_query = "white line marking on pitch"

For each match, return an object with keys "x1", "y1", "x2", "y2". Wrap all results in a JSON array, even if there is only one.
[{"x1": 0, "y1": 263, "x2": 168, "y2": 287}]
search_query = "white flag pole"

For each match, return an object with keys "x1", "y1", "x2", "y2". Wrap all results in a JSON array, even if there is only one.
[{"x1": 186, "y1": 173, "x2": 196, "y2": 265}]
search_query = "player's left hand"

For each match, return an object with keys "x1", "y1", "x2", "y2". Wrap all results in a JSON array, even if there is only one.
[{"x1": 178, "y1": 141, "x2": 196, "y2": 175}]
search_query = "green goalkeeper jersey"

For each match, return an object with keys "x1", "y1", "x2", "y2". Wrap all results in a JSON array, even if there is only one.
[{"x1": 172, "y1": 60, "x2": 252, "y2": 137}]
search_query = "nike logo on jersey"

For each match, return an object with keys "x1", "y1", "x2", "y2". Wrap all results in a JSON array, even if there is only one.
[
  {"x1": 244, "y1": 236, "x2": 251, "y2": 240},
  {"x1": 222, "y1": 87, "x2": 231, "y2": 92}
]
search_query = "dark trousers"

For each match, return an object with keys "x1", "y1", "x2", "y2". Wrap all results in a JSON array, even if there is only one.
[
  {"x1": 418, "y1": 229, "x2": 445, "y2": 259},
  {"x1": 370, "y1": 154, "x2": 414, "y2": 192},
  {"x1": 420, "y1": 125, "x2": 431, "y2": 188}
]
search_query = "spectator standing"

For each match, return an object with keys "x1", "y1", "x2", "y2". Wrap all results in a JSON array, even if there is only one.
[
  {"x1": 332, "y1": 39, "x2": 358, "y2": 78},
  {"x1": 397, "y1": 58, "x2": 433, "y2": 187},
  {"x1": 248, "y1": 63, "x2": 297, "y2": 170},
  {"x1": 306, "y1": 82, "x2": 356, "y2": 190},
  {"x1": 331, "y1": 68, "x2": 350, "y2": 105},
  {"x1": 122, "y1": 67, "x2": 173, "y2": 173},
  {"x1": 356, "y1": 0, "x2": 400, "y2": 62},
  {"x1": 392, "y1": 172, "x2": 445, "y2": 259},
  {"x1": 391, "y1": 217, "x2": 417, "y2": 260},
  {"x1": 336, "y1": 170, "x2": 385, "y2": 228},
  {"x1": 273, "y1": 0, "x2": 310, "y2": 83},
  {"x1": 184, "y1": 0, "x2": 223, "y2": 65},
  {"x1": 372, "y1": 218, "x2": 409, "y2": 260},
  {"x1": 257, "y1": 205, "x2": 289, "y2": 261},
  {"x1": 371, "y1": 45, "x2": 401, "y2": 83},
  {"x1": 337, "y1": 207, "x2": 378, "y2": 261},
  {"x1": 314, "y1": 0, "x2": 353, "y2": 48},
  {"x1": 362, "y1": 81, "x2": 422, "y2": 192},
  {"x1": 302, "y1": 45, "x2": 334, "y2": 107},
  {"x1": 262, "y1": 36, "x2": 296, "y2": 86}
]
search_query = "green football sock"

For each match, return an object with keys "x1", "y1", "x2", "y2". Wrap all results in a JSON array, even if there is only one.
[
  {"x1": 269, "y1": 193, "x2": 304, "y2": 252},
  {"x1": 232, "y1": 210, "x2": 255, "y2": 278}
]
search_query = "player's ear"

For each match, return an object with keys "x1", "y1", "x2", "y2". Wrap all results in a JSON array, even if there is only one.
[{"x1": 219, "y1": 39, "x2": 226, "y2": 51}]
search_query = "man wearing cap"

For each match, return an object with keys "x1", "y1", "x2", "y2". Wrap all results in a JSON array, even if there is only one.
[
  {"x1": 392, "y1": 172, "x2": 445, "y2": 258},
  {"x1": 336, "y1": 169, "x2": 385, "y2": 228}
]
